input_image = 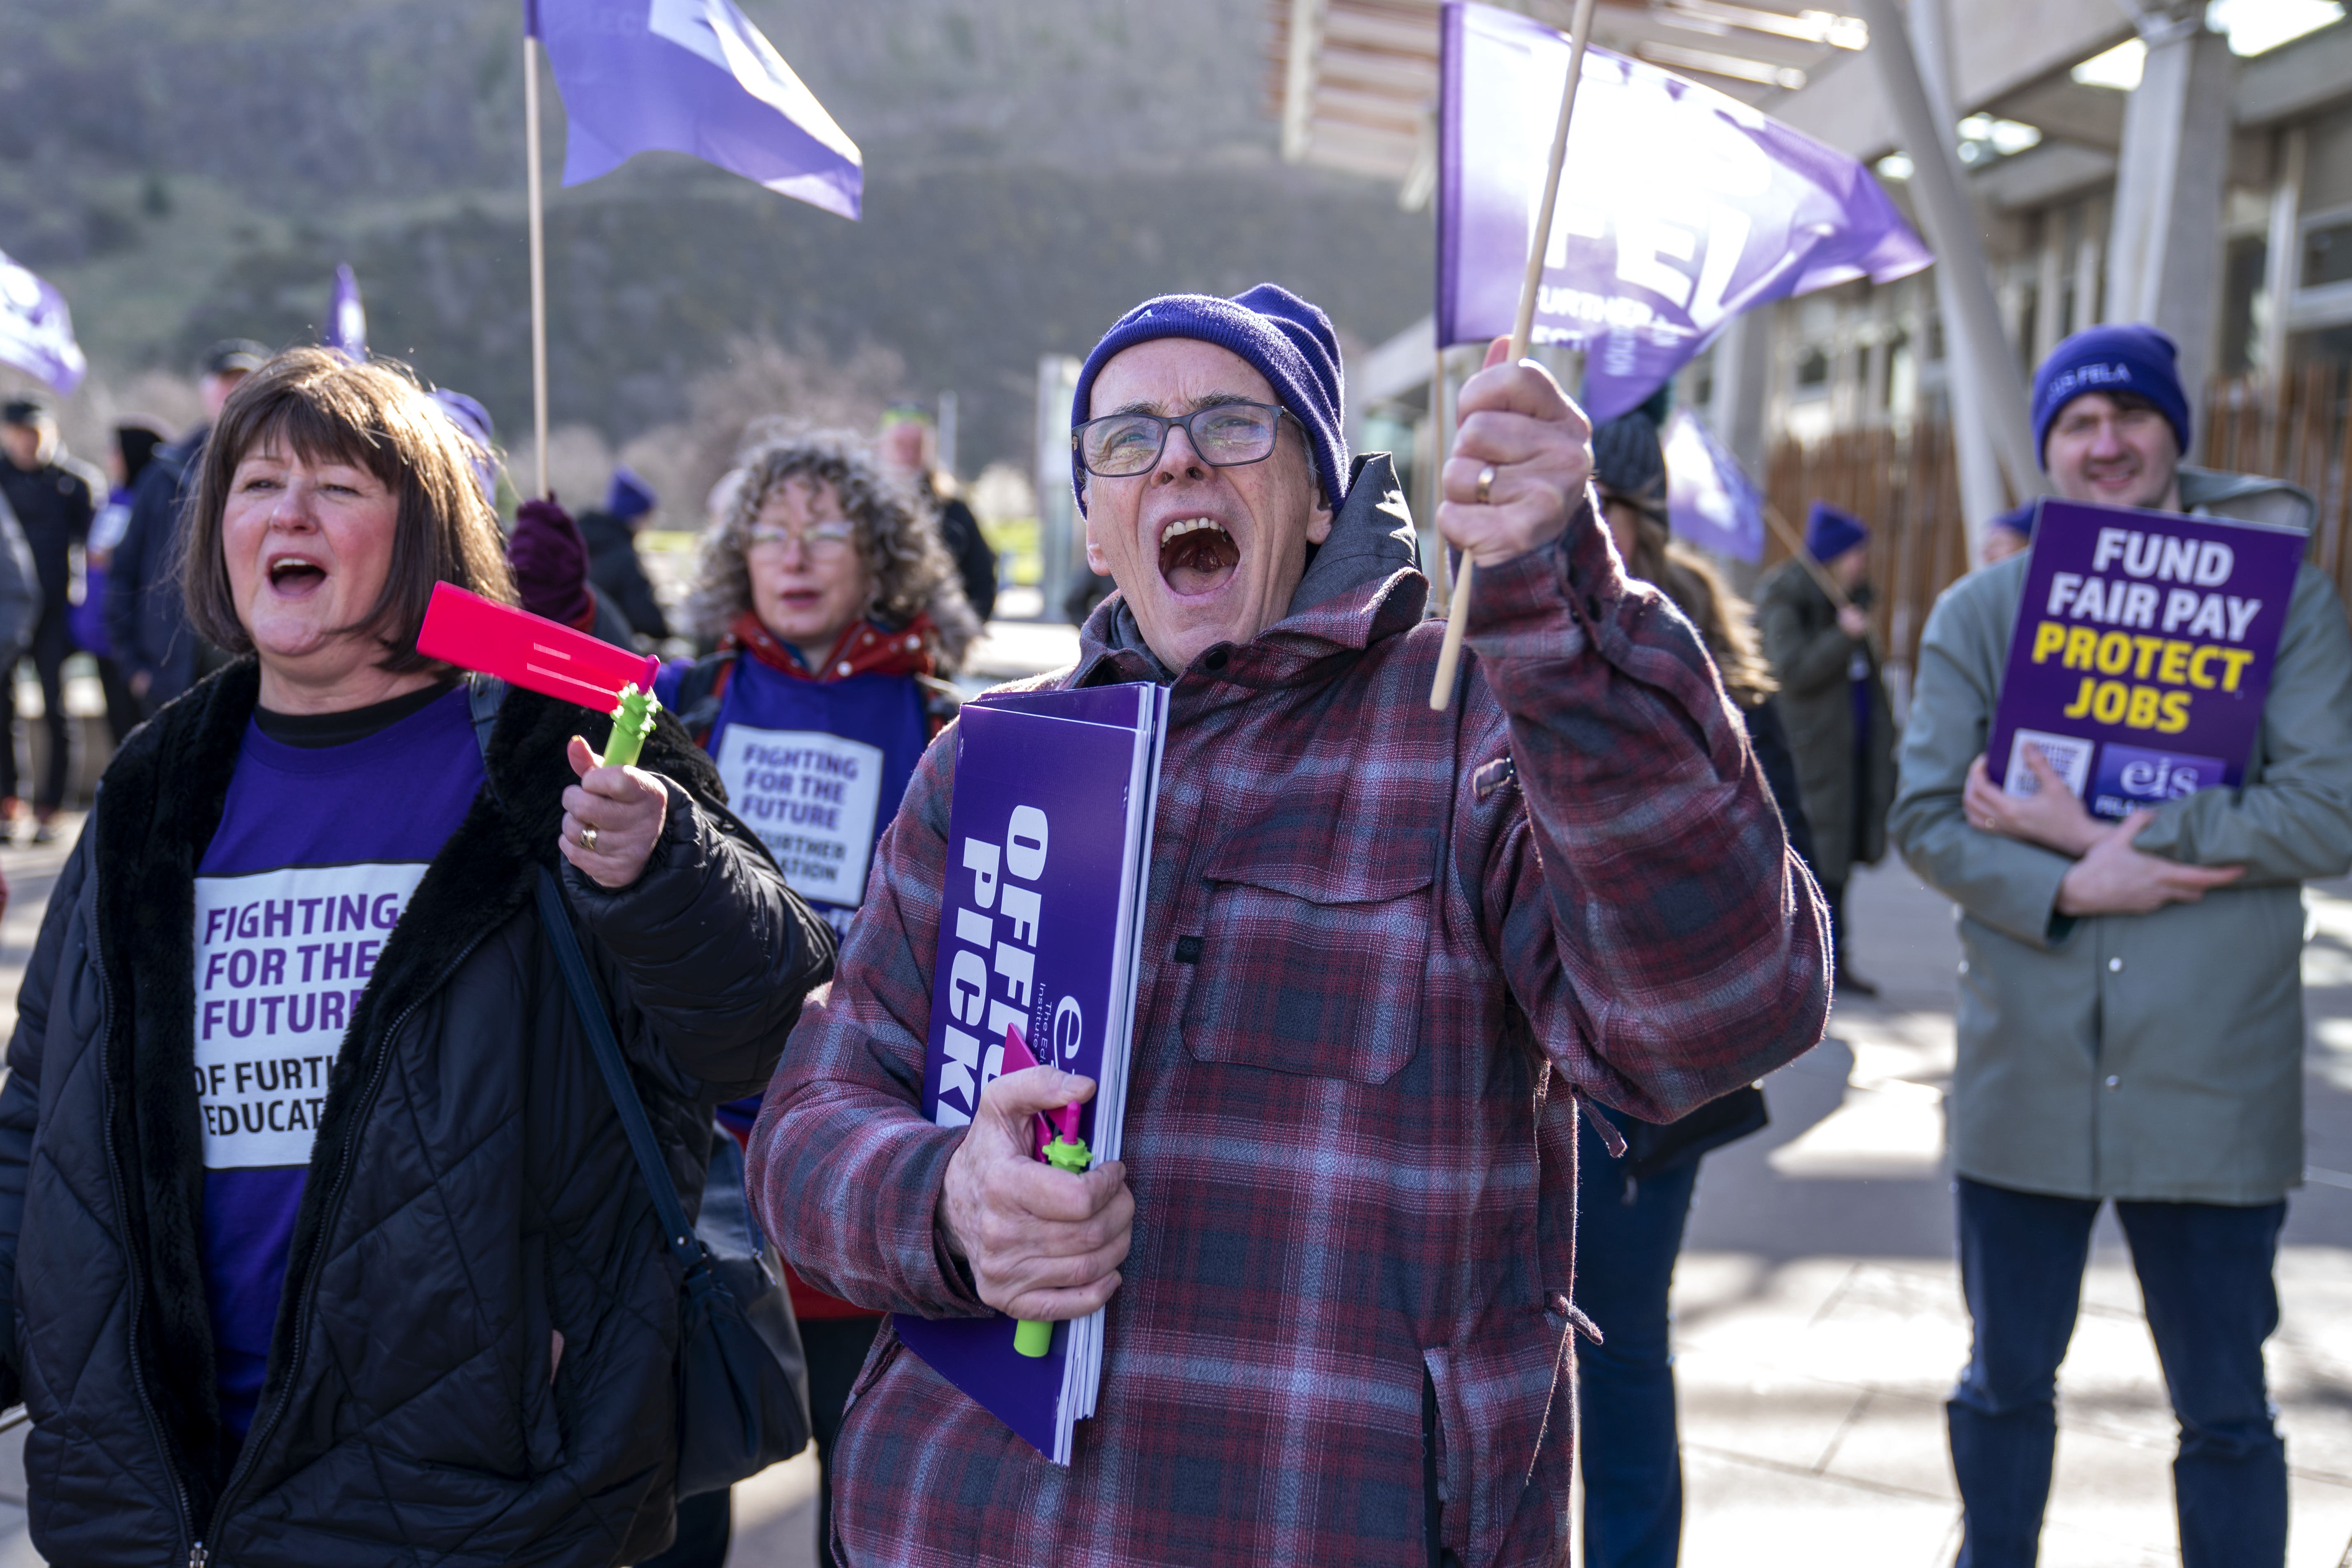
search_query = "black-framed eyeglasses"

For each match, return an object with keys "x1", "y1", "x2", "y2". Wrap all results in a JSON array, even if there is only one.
[{"x1": 1073, "y1": 400, "x2": 1295, "y2": 479}]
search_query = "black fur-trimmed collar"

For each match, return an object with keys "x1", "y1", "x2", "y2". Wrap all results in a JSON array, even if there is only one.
[{"x1": 89, "y1": 657, "x2": 722, "y2": 1517}]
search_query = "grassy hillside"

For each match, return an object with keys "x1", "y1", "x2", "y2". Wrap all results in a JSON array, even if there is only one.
[{"x1": 1, "y1": 0, "x2": 1434, "y2": 478}]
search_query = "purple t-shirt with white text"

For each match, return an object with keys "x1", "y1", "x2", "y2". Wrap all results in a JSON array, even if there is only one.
[{"x1": 194, "y1": 687, "x2": 483, "y2": 1438}]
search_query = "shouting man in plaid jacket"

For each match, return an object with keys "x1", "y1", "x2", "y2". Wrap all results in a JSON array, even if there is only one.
[{"x1": 753, "y1": 284, "x2": 1830, "y2": 1567}]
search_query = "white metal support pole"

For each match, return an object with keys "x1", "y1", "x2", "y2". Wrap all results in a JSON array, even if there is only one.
[
  {"x1": 1898, "y1": 0, "x2": 2021, "y2": 557},
  {"x1": 1857, "y1": 0, "x2": 2045, "y2": 535},
  {"x1": 2259, "y1": 126, "x2": 2306, "y2": 386},
  {"x1": 2104, "y1": 9, "x2": 2233, "y2": 406}
]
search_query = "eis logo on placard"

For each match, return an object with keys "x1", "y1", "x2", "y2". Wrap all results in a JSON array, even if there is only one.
[{"x1": 2092, "y1": 743, "x2": 2224, "y2": 816}]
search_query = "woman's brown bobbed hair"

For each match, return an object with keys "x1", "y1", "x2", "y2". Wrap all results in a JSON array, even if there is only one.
[{"x1": 180, "y1": 347, "x2": 516, "y2": 673}]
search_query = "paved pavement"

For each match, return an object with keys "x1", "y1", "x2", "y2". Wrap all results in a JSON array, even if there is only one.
[
  {"x1": 5, "y1": 703, "x2": 2352, "y2": 1561},
  {"x1": 1671, "y1": 859, "x2": 2352, "y2": 1567}
]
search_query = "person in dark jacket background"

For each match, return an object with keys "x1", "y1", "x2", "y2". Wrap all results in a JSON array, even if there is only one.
[
  {"x1": 655, "y1": 430, "x2": 976, "y2": 1568},
  {"x1": 1578, "y1": 406, "x2": 1802, "y2": 1567},
  {"x1": 0, "y1": 347, "x2": 832, "y2": 1567},
  {"x1": 0, "y1": 397, "x2": 101, "y2": 839},
  {"x1": 879, "y1": 404, "x2": 997, "y2": 624},
  {"x1": 1758, "y1": 502, "x2": 1896, "y2": 994},
  {"x1": 575, "y1": 464, "x2": 673, "y2": 641},
  {"x1": 0, "y1": 491, "x2": 40, "y2": 728},
  {"x1": 79, "y1": 419, "x2": 171, "y2": 745},
  {"x1": 108, "y1": 338, "x2": 266, "y2": 716}
]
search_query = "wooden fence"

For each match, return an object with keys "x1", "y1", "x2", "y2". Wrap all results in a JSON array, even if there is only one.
[
  {"x1": 1756, "y1": 366, "x2": 2352, "y2": 680},
  {"x1": 1760, "y1": 422, "x2": 1968, "y2": 677}
]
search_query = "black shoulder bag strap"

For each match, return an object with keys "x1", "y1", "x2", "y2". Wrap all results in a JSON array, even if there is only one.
[
  {"x1": 531, "y1": 869, "x2": 704, "y2": 1271},
  {"x1": 472, "y1": 672, "x2": 810, "y2": 1493}
]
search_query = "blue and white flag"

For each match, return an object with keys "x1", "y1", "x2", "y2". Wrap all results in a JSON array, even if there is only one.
[
  {"x1": 531, "y1": 0, "x2": 862, "y2": 219},
  {"x1": 0, "y1": 250, "x2": 87, "y2": 396},
  {"x1": 1439, "y1": 1, "x2": 1929, "y2": 421},
  {"x1": 1663, "y1": 408, "x2": 1765, "y2": 564},
  {"x1": 327, "y1": 264, "x2": 367, "y2": 360}
]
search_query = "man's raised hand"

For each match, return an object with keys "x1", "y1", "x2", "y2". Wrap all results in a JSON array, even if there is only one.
[
  {"x1": 1438, "y1": 336, "x2": 1593, "y2": 568},
  {"x1": 2055, "y1": 809, "x2": 2242, "y2": 916},
  {"x1": 940, "y1": 1065, "x2": 1134, "y2": 1325}
]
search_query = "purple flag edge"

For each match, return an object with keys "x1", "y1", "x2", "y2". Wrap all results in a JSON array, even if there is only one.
[
  {"x1": 1434, "y1": 1, "x2": 1934, "y2": 417},
  {"x1": 540, "y1": 3, "x2": 863, "y2": 220},
  {"x1": 1663, "y1": 409, "x2": 1766, "y2": 565},
  {"x1": 1436, "y1": 2, "x2": 1468, "y2": 351},
  {"x1": 326, "y1": 264, "x2": 366, "y2": 361},
  {"x1": 523, "y1": 0, "x2": 541, "y2": 39},
  {"x1": 0, "y1": 257, "x2": 88, "y2": 398}
]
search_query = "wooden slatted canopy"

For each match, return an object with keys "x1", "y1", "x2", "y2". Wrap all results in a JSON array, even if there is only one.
[{"x1": 1265, "y1": 0, "x2": 1868, "y2": 203}]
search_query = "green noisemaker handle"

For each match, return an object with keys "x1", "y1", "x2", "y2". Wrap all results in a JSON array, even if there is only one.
[
  {"x1": 1014, "y1": 1134, "x2": 1094, "y2": 1358},
  {"x1": 602, "y1": 683, "x2": 659, "y2": 769}
]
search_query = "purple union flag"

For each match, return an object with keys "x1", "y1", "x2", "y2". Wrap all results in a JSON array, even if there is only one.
[
  {"x1": 532, "y1": 0, "x2": 863, "y2": 219},
  {"x1": 1438, "y1": 1, "x2": 1929, "y2": 421}
]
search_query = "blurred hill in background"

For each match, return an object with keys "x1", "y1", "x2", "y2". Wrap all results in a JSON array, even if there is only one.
[{"x1": 0, "y1": 0, "x2": 1431, "y2": 510}]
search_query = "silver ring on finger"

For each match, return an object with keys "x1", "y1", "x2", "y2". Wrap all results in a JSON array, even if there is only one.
[
  {"x1": 579, "y1": 825, "x2": 599, "y2": 852},
  {"x1": 1475, "y1": 464, "x2": 1497, "y2": 505}
]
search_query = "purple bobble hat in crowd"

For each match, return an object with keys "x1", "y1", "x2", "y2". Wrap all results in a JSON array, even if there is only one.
[{"x1": 1069, "y1": 283, "x2": 1350, "y2": 514}]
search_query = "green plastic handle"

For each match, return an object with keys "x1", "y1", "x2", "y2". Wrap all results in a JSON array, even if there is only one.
[
  {"x1": 602, "y1": 683, "x2": 659, "y2": 769},
  {"x1": 1014, "y1": 1135, "x2": 1094, "y2": 1358}
]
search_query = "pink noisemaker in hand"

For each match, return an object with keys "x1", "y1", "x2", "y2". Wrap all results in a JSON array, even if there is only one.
[
  {"x1": 998, "y1": 1022, "x2": 1081, "y2": 1159},
  {"x1": 415, "y1": 582, "x2": 662, "y2": 765},
  {"x1": 1000, "y1": 1022, "x2": 1090, "y2": 1358}
]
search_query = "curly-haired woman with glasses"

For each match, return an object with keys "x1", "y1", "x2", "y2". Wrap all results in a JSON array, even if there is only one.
[{"x1": 656, "y1": 428, "x2": 977, "y2": 1566}]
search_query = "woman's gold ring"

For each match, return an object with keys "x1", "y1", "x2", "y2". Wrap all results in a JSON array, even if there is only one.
[
  {"x1": 1475, "y1": 464, "x2": 1497, "y2": 505},
  {"x1": 579, "y1": 825, "x2": 599, "y2": 852}
]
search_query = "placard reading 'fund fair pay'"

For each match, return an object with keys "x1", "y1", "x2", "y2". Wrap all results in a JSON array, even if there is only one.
[{"x1": 1988, "y1": 498, "x2": 2305, "y2": 820}]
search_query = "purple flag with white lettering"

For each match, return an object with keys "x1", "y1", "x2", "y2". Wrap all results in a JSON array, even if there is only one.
[
  {"x1": 1438, "y1": 0, "x2": 1929, "y2": 421},
  {"x1": 326, "y1": 264, "x2": 367, "y2": 360},
  {"x1": 0, "y1": 249, "x2": 87, "y2": 395},
  {"x1": 1663, "y1": 408, "x2": 1764, "y2": 563},
  {"x1": 531, "y1": 0, "x2": 862, "y2": 219}
]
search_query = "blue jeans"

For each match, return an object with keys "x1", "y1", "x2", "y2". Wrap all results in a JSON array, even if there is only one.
[
  {"x1": 1574, "y1": 1110, "x2": 1702, "y2": 1568},
  {"x1": 1949, "y1": 1177, "x2": 2287, "y2": 1568}
]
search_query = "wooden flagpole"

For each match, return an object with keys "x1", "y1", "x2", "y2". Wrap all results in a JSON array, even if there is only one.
[
  {"x1": 1429, "y1": 339, "x2": 1455, "y2": 611},
  {"x1": 1430, "y1": 0, "x2": 1597, "y2": 711},
  {"x1": 524, "y1": 25, "x2": 552, "y2": 500}
]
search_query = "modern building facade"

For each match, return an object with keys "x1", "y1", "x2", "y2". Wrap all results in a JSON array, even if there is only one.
[{"x1": 1274, "y1": 0, "x2": 2352, "y2": 524}]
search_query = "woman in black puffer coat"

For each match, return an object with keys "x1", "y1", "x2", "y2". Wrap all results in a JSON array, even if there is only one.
[{"x1": 0, "y1": 349, "x2": 831, "y2": 1567}]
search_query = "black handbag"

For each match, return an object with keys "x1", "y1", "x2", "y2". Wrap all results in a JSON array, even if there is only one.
[
  {"x1": 1615, "y1": 1084, "x2": 1770, "y2": 1185},
  {"x1": 532, "y1": 867, "x2": 813, "y2": 1496}
]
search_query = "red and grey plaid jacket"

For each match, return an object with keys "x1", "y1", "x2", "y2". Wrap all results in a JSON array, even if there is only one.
[{"x1": 752, "y1": 463, "x2": 1830, "y2": 1566}]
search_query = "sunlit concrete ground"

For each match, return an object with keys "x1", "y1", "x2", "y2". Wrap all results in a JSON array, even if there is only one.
[{"x1": 1668, "y1": 859, "x2": 2352, "y2": 1567}]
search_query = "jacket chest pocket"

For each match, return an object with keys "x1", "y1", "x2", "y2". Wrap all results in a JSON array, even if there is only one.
[{"x1": 1178, "y1": 821, "x2": 1436, "y2": 1085}]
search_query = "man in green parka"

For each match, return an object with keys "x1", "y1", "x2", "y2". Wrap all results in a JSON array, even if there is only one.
[
  {"x1": 1891, "y1": 324, "x2": 2352, "y2": 1567},
  {"x1": 1759, "y1": 502, "x2": 1896, "y2": 994}
]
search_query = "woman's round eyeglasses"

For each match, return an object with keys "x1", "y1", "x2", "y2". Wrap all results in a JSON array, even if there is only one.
[
  {"x1": 1073, "y1": 400, "x2": 1295, "y2": 479},
  {"x1": 743, "y1": 519, "x2": 856, "y2": 559}
]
